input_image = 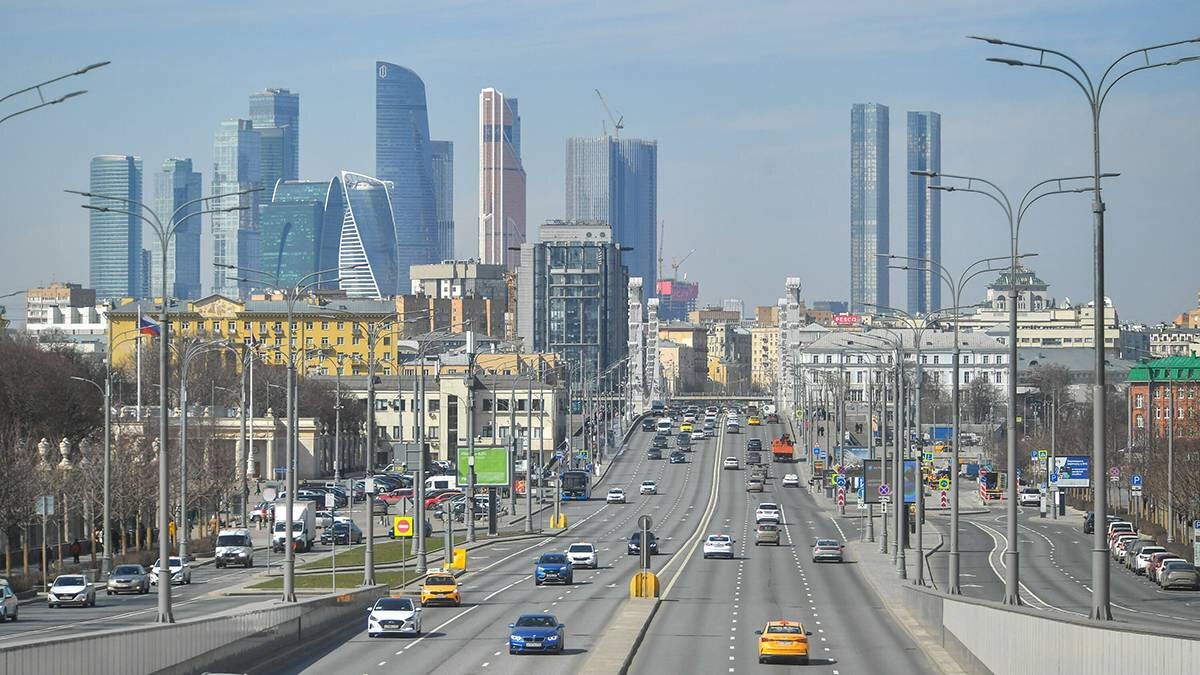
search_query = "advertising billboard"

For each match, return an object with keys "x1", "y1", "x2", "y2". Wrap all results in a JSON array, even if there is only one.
[
  {"x1": 456, "y1": 446, "x2": 512, "y2": 487},
  {"x1": 903, "y1": 459, "x2": 919, "y2": 504},
  {"x1": 1052, "y1": 455, "x2": 1090, "y2": 488},
  {"x1": 832, "y1": 314, "x2": 861, "y2": 326},
  {"x1": 863, "y1": 459, "x2": 885, "y2": 504}
]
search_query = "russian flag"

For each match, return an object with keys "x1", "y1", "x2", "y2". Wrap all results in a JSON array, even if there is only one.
[{"x1": 139, "y1": 314, "x2": 160, "y2": 337}]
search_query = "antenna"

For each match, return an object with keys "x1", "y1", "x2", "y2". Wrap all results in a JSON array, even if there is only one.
[{"x1": 594, "y1": 89, "x2": 624, "y2": 139}]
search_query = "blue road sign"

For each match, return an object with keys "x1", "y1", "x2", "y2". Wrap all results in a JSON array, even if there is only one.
[
  {"x1": 879, "y1": 484, "x2": 891, "y2": 497},
  {"x1": 835, "y1": 475, "x2": 846, "y2": 487},
  {"x1": 1030, "y1": 450, "x2": 1039, "y2": 461},
  {"x1": 1131, "y1": 474, "x2": 1143, "y2": 487},
  {"x1": 857, "y1": 485, "x2": 865, "y2": 499},
  {"x1": 1049, "y1": 472, "x2": 1059, "y2": 484}
]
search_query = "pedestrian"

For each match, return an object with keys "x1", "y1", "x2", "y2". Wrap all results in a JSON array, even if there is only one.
[{"x1": 69, "y1": 539, "x2": 81, "y2": 565}]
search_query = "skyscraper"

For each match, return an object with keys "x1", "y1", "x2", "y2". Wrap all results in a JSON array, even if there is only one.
[
  {"x1": 249, "y1": 88, "x2": 299, "y2": 190},
  {"x1": 152, "y1": 158, "x2": 202, "y2": 299},
  {"x1": 850, "y1": 103, "x2": 889, "y2": 314},
  {"x1": 258, "y1": 177, "x2": 345, "y2": 287},
  {"x1": 907, "y1": 111, "x2": 941, "y2": 315},
  {"x1": 89, "y1": 155, "x2": 143, "y2": 300},
  {"x1": 338, "y1": 171, "x2": 399, "y2": 298},
  {"x1": 479, "y1": 88, "x2": 526, "y2": 269},
  {"x1": 565, "y1": 136, "x2": 657, "y2": 288},
  {"x1": 430, "y1": 140, "x2": 454, "y2": 261},
  {"x1": 375, "y1": 61, "x2": 437, "y2": 290},
  {"x1": 211, "y1": 119, "x2": 261, "y2": 297}
]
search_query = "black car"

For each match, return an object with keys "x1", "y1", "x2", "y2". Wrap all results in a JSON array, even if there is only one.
[
  {"x1": 676, "y1": 434, "x2": 692, "y2": 449},
  {"x1": 651, "y1": 435, "x2": 670, "y2": 450},
  {"x1": 320, "y1": 521, "x2": 364, "y2": 545},
  {"x1": 628, "y1": 531, "x2": 659, "y2": 555},
  {"x1": 669, "y1": 452, "x2": 686, "y2": 464},
  {"x1": 746, "y1": 451, "x2": 762, "y2": 466},
  {"x1": 641, "y1": 418, "x2": 657, "y2": 432},
  {"x1": 647, "y1": 448, "x2": 663, "y2": 460},
  {"x1": 746, "y1": 438, "x2": 763, "y2": 451}
]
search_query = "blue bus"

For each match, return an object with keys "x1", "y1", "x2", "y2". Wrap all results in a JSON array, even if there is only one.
[{"x1": 560, "y1": 470, "x2": 592, "y2": 501}]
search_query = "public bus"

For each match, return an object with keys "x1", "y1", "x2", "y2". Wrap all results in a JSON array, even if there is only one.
[{"x1": 560, "y1": 470, "x2": 592, "y2": 501}]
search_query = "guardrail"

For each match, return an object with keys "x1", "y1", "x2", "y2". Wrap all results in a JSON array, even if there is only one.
[{"x1": 0, "y1": 585, "x2": 386, "y2": 675}]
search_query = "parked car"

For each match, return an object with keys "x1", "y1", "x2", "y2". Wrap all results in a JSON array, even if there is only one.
[
  {"x1": 314, "y1": 510, "x2": 335, "y2": 529},
  {"x1": 47, "y1": 574, "x2": 95, "y2": 608},
  {"x1": 1133, "y1": 546, "x2": 1168, "y2": 575},
  {"x1": 321, "y1": 521, "x2": 364, "y2": 545},
  {"x1": 0, "y1": 584, "x2": 16, "y2": 621},
  {"x1": 105, "y1": 564, "x2": 150, "y2": 595},
  {"x1": 1149, "y1": 553, "x2": 1186, "y2": 584},
  {"x1": 1161, "y1": 561, "x2": 1200, "y2": 590}
]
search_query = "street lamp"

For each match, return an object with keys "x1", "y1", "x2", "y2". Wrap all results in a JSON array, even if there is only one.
[
  {"x1": 969, "y1": 32, "x2": 1199, "y2": 621},
  {"x1": 0, "y1": 61, "x2": 109, "y2": 126}
]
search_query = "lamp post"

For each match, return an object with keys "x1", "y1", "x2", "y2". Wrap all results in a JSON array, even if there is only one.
[
  {"x1": 0, "y1": 61, "x2": 108, "y2": 126},
  {"x1": 969, "y1": 32, "x2": 1199, "y2": 620},
  {"x1": 68, "y1": 375, "x2": 108, "y2": 579}
]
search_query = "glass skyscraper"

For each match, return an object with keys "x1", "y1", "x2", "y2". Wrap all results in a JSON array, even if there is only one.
[
  {"x1": 850, "y1": 103, "x2": 889, "y2": 314},
  {"x1": 339, "y1": 171, "x2": 399, "y2": 298},
  {"x1": 258, "y1": 177, "x2": 345, "y2": 288},
  {"x1": 89, "y1": 155, "x2": 143, "y2": 300},
  {"x1": 479, "y1": 88, "x2": 526, "y2": 269},
  {"x1": 565, "y1": 137, "x2": 657, "y2": 289},
  {"x1": 375, "y1": 62, "x2": 437, "y2": 288},
  {"x1": 907, "y1": 111, "x2": 941, "y2": 315},
  {"x1": 249, "y1": 88, "x2": 299, "y2": 190},
  {"x1": 431, "y1": 140, "x2": 454, "y2": 261},
  {"x1": 152, "y1": 158, "x2": 202, "y2": 300},
  {"x1": 211, "y1": 119, "x2": 261, "y2": 297}
]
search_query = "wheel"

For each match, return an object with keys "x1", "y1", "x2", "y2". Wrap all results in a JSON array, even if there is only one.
[
  {"x1": 759, "y1": 656, "x2": 765, "y2": 664},
  {"x1": 247, "y1": 560, "x2": 254, "y2": 568},
  {"x1": 509, "y1": 648, "x2": 517, "y2": 655},
  {"x1": 9, "y1": 609, "x2": 16, "y2": 621},
  {"x1": 535, "y1": 580, "x2": 542, "y2": 586},
  {"x1": 368, "y1": 632, "x2": 377, "y2": 638},
  {"x1": 106, "y1": 590, "x2": 112, "y2": 596},
  {"x1": 48, "y1": 604, "x2": 56, "y2": 609}
]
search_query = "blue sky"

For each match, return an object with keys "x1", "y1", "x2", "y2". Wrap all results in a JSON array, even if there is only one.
[{"x1": 1, "y1": 1, "x2": 1198, "y2": 323}]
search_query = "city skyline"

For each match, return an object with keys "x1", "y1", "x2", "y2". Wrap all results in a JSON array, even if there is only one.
[
  {"x1": 478, "y1": 87, "x2": 526, "y2": 269},
  {"x1": 88, "y1": 154, "x2": 143, "y2": 301},
  {"x1": 850, "y1": 102, "x2": 889, "y2": 314},
  {"x1": 152, "y1": 157, "x2": 203, "y2": 300},
  {"x1": 907, "y1": 110, "x2": 941, "y2": 315}
]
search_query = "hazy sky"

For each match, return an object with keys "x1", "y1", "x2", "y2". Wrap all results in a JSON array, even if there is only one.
[{"x1": 2, "y1": 1, "x2": 1198, "y2": 324}]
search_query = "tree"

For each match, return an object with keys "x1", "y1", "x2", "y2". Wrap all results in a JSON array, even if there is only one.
[{"x1": 963, "y1": 377, "x2": 1001, "y2": 425}]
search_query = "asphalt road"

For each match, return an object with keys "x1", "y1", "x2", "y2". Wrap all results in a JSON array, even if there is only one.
[
  {"x1": 629, "y1": 422, "x2": 934, "y2": 674},
  {"x1": 272, "y1": 423, "x2": 720, "y2": 675}
]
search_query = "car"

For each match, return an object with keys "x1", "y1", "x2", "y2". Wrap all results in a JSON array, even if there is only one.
[
  {"x1": 215, "y1": 528, "x2": 254, "y2": 568},
  {"x1": 1111, "y1": 534, "x2": 1139, "y2": 561},
  {"x1": 106, "y1": 564, "x2": 150, "y2": 595},
  {"x1": 149, "y1": 557, "x2": 191, "y2": 586},
  {"x1": 424, "y1": 489, "x2": 464, "y2": 509},
  {"x1": 321, "y1": 520, "x2": 365, "y2": 545},
  {"x1": 1125, "y1": 539, "x2": 1158, "y2": 569},
  {"x1": 0, "y1": 584, "x2": 18, "y2": 621},
  {"x1": 606, "y1": 488, "x2": 627, "y2": 504},
  {"x1": 47, "y1": 574, "x2": 95, "y2": 608},
  {"x1": 690, "y1": 430, "x2": 706, "y2": 441},
  {"x1": 748, "y1": 415, "x2": 762, "y2": 426},
  {"x1": 756, "y1": 620, "x2": 810, "y2": 665},
  {"x1": 641, "y1": 418, "x2": 657, "y2": 432},
  {"x1": 640, "y1": 480, "x2": 658, "y2": 495},
  {"x1": 755, "y1": 503, "x2": 782, "y2": 523},
  {"x1": 1107, "y1": 521, "x2": 1134, "y2": 538},
  {"x1": 746, "y1": 438, "x2": 763, "y2": 451},
  {"x1": 378, "y1": 488, "x2": 414, "y2": 505},
  {"x1": 703, "y1": 420, "x2": 716, "y2": 431},
  {"x1": 812, "y1": 538, "x2": 844, "y2": 563},
  {"x1": 367, "y1": 596, "x2": 422, "y2": 637},
  {"x1": 723, "y1": 457, "x2": 740, "y2": 470},
  {"x1": 669, "y1": 451, "x2": 686, "y2": 464},
  {"x1": 628, "y1": 531, "x2": 658, "y2": 555},
  {"x1": 534, "y1": 552, "x2": 574, "y2": 585},
  {"x1": 651, "y1": 435, "x2": 670, "y2": 449},
  {"x1": 746, "y1": 478, "x2": 764, "y2": 492},
  {"x1": 1017, "y1": 487, "x2": 1041, "y2": 507},
  {"x1": 508, "y1": 613, "x2": 566, "y2": 654},
  {"x1": 703, "y1": 534, "x2": 735, "y2": 559},
  {"x1": 766, "y1": 413, "x2": 781, "y2": 424},
  {"x1": 1161, "y1": 561, "x2": 1200, "y2": 590},
  {"x1": 755, "y1": 522, "x2": 781, "y2": 546},
  {"x1": 680, "y1": 422, "x2": 694, "y2": 433},
  {"x1": 419, "y1": 573, "x2": 461, "y2": 606},
  {"x1": 566, "y1": 542, "x2": 598, "y2": 569},
  {"x1": 1154, "y1": 556, "x2": 1188, "y2": 585},
  {"x1": 782, "y1": 473, "x2": 800, "y2": 487},
  {"x1": 646, "y1": 448, "x2": 663, "y2": 460},
  {"x1": 1149, "y1": 553, "x2": 1185, "y2": 584},
  {"x1": 746, "y1": 451, "x2": 763, "y2": 466},
  {"x1": 1134, "y1": 546, "x2": 1167, "y2": 575}
]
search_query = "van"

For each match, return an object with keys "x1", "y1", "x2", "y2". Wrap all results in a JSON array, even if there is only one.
[
  {"x1": 655, "y1": 418, "x2": 673, "y2": 435},
  {"x1": 726, "y1": 421, "x2": 740, "y2": 434},
  {"x1": 215, "y1": 528, "x2": 254, "y2": 568},
  {"x1": 425, "y1": 475, "x2": 459, "y2": 492}
]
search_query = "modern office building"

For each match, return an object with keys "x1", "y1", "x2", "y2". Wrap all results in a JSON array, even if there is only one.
[
  {"x1": 338, "y1": 171, "x2": 399, "y2": 298},
  {"x1": 565, "y1": 136, "x2": 657, "y2": 289},
  {"x1": 211, "y1": 119, "x2": 262, "y2": 297},
  {"x1": 430, "y1": 140, "x2": 454, "y2": 261},
  {"x1": 850, "y1": 103, "x2": 889, "y2": 314},
  {"x1": 517, "y1": 221, "x2": 629, "y2": 389},
  {"x1": 257, "y1": 178, "x2": 345, "y2": 287},
  {"x1": 151, "y1": 158, "x2": 202, "y2": 299},
  {"x1": 478, "y1": 88, "x2": 526, "y2": 269},
  {"x1": 907, "y1": 111, "x2": 941, "y2": 315},
  {"x1": 249, "y1": 88, "x2": 300, "y2": 189},
  {"x1": 89, "y1": 155, "x2": 143, "y2": 300},
  {"x1": 375, "y1": 61, "x2": 438, "y2": 286}
]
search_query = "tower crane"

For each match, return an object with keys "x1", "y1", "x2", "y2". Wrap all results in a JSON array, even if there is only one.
[
  {"x1": 671, "y1": 248, "x2": 697, "y2": 279},
  {"x1": 594, "y1": 89, "x2": 624, "y2": 139}
]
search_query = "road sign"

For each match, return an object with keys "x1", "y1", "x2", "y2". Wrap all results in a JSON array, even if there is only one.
[
  {"x1": 923, "y1": 452, "x2": 933, "y2": 463},
  {"x1": 1038, "y1": 449, "x2": 1048, "y2": 461},
  {"x1": 1049, "y1": 472, "x2": 1058, "y2": 484},
  {"x1": 836, "y1": 488, "x2": 845, "y2": 506},
  {"x1": 392, "y1": 516, "x2": 414, "y2": 538},
  {"x1": 833, "y1": 464, "x2": 844, "y2": 475},
  {"x1": 1108, "y1": 466, "x2": 1120, "y2": 478},
  {"x1": 1131, "y1": 474, "x2": 1143, "y2": 487},
  {"x1": 262, "y1": 487, "x2": 278, "y2": 502},
  {"x1": 638, "y1": 515, "x2": 653, "y2": 531},
  {"x1": 1131, "y1": 486, "x2": 1143, "y2": 496},
  {"x1": 879, "y1": 484, "x2": 891, "y2": 497},
  {"x1": 35, "y1": 495, "x2": 54, "y2": 516},
  {"x1": 940, "y1": 490, "x2": 948, "y2": 508},
  {"x1": 834, "y1": 475, "x2": 846, "y2": 487},
  {"x1": 324, "y1": 493, "x2": 336, "y2": 509},
  {"x1": 880, "y1": 495, "x2": 891, "y2": 505},
  {"x1": 938, "y1": 477, "x2": 950, "y2": 491}
]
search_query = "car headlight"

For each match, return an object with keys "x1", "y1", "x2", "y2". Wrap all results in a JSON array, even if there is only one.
[
  {"x1": 545, "y1": 634, "x2": 559, "y2": 641},
  {"x1": 510, "y1": 635, "x2": 524, "y2": 642},
  {"x1": 75, "y1": 592, "x2": 88, "y2": 599}
]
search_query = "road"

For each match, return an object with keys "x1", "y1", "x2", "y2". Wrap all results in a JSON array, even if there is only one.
[
  {"x1": 272, "y1": 423, "x2": 719, "y2": 675},
  {"x1": 630, "y1": 421, "x2": 934, "y2": 674}
]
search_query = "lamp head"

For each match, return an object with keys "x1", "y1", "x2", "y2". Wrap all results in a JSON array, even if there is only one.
[
  {"x1": 77, "y1": 61, "x2": 111, "y2": 74},
  {"x1": 986, "y1": 57, "x2": 1026, "y2": 66},
  {"x1": 966, "y1": 35, "x2": 1005, "y2": 45},
  {"x1": 909, "y1": 170, "x2": 937, "y2": 178}
]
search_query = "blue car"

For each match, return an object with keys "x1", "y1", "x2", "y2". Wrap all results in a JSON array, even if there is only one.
[
  {"x1": 508, "y1": 613, "x2": 566, "y2": 654},
  {"x1": 534, "y1": 552, "x2": 573, "y2": 586}
]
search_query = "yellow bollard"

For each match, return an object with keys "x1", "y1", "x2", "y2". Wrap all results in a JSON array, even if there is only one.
[
  {"x1": 449, "y1": 547, "x2": 468, "y2": 570},
  {"x1": 629, "y1": 571, "x2": 660, "y2": 598}
]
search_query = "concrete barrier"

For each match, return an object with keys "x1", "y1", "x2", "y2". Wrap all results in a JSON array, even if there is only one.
[
  {"x1": 904, "y1": 585, "x2": 1200, "y2": 675},
  {"x1": 0, "y1": 585, "x2": 387, "y2": 675}
]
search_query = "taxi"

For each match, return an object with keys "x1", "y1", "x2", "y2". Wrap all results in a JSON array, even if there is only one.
[
  {"x1": 756, "y1": 619, "x2": 810, "y2": 664},
  {"x1": 680, "y1": 422, "x2": 694, "y2": 433},
  {"x1": 419, "y1": 572, "x2": 461, "y2": 606},
  {"x1": 747, "y1": 415, "x2": 762, "y2": 426}
]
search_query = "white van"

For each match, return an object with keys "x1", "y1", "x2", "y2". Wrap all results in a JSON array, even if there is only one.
[
  {"x1": 425, "y1": 475, "x2": 459, "y2": 492},
  {"x1": 726, "y1": 420, "x2": 741, "y2": 434},
  {"x1": 655, "y1": 418, "x2": 673, "y2": 435}
]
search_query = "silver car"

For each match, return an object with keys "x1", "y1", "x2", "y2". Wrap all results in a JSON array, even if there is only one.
[
  {"x1": 812, "y1": 539, "x2": 844, "y2": 563},
  {"x1": 0, "y1": 584, "x2": 17, "y2": 621},
  {"x1": 755, "y1": 522, "x2": 780, "y2": 546},
  {"x1": 1161, "y1": 561, "x2": 1200, "y2": 590},
  {"x1": 48, "y1": 574, "x2": 95, "y2": 608},
  {"x1": 106, "y1": 564, "x2": 150, "y2": 595},
  {"x1": 746, "y1": 478, "x2": 764, "y2": 493}
]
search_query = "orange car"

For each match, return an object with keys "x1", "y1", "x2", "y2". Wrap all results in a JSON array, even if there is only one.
[
  {"x1": 756, "y1": 619, "x2": 810, "y2": 664},
  {"x1": 419, "y1": 572, "x2": 461, "y2": 606}
]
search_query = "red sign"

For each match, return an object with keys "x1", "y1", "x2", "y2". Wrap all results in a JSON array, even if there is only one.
[
  {"x1": 940, "y1": 490, "x2": 948, "y2": 508},
  {"x1": 836, "y1": 488, "x2": 846, "y2": 505},
  {"x1": 833, "y1": 314, "x2": 861, "y2": 326}
]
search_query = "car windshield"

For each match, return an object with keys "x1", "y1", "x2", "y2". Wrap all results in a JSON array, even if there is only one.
[
  {"x1": 425, "y1": 575, "x2": 455, "y2": 586},
  {"x1": 274, "y1": 521, "x2": 304, "y2": 531},
  {"x1": 709, "y1": 536, "x2": 730, "y2": 542},
  {"x1": 759, "y1": 504, "x2": 778, "y2": 510},
  {"x1": 168, "y1": 557, "x2": 183, "y2": 567},
  {"x1": 113, "y1": 565, "x2": 143, "y2": 575},
  {"x1": 816, "y1": 539, "x2": 839, "y2": 547},
  {"x1": 609, "y1": 489, "x2": 623, "y2": 494},
  {"x1": 568, "y1": 544, "x2": 593, "y2": 553},
  {"x1": 1165, "y1": 562, "x2": 1194, "y2": 571},
  {"x1": 642, "y1": 482, "x2": 655, "y2": 486},
  {"x1": 217, "y1": 534, "x2": 250, "y2": 547},
  {"x1": 374, "y1": 597, "x2": 414, "y2": 611},
  {"x1": 54, "y1": 576, "x2": 86, "y2": 586},
  {"x1": 758, "y1": 524, "x2": 777, "y2": 532},
  {"x1": 767, "y1": 624, "x2": 803, "y2": 634},
  {"x1": 540, "y1": 554, "x2": 567, "y2": 564},
  {"x1": 516, "y1": 615, "x2": 557, "y2": 627}
]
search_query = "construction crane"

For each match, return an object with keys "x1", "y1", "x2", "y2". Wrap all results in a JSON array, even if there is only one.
[
  {"x1": 595, "y1": 88, "x2": 624, "y2": 139},
  {"x1": 671, "y1": 248, "x2": 697, "y2": 279},
  {"x1": 656, "y1": 219, "x2": 665, "y2": 281}
]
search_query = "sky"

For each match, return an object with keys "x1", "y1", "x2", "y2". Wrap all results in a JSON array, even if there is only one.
[{"x1": 1, "y1": 0, "x2": 1198, "y2": 325}]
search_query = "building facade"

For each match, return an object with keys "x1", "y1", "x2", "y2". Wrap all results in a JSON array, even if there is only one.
[
  {"x1": 1127, "y1": 356, "x2": 1200, "y2": 441},
  {"x1": 479, "y1": 89, "x2": 526, "y2": 269},
  {"x1": 89, "y1": 155, "x2": 144, "y2": 300},
  {"x1": 430, "y1": 140, "x2": 454, "y2": 261},
  {"x1": 906, "y1": 110, "x2": 941, "y2": 315},
  {"x1": 565, "y1": 136, "x2": 657, "y2": 289},
  {"x1": 338, "y1": 171, "x2": 399, "y2": 298},
  {"x1": 249, "y1": 88, "x2": 300, "y2": 190},
  {"x1": 152, "y1": 158, "x2": 203, "y2": 300},
  {"x1": 409, "y1": 260, "x2": 507, "y2": 301},
  {"x1": 211, "y1": 119, "x2": 262, "y2": 297},
  {"x1": 751, "y1": 325, "x2": 779, "y2": 392},
  {"x1": 850, "y1": 103, "x2": 889, "y2": 314},
  {"x1": 257, "y1": 177, "x2": 345, "y2": 288}
]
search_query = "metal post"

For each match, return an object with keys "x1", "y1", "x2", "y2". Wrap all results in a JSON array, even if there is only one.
[
  {"x1": 525, "y1": 367, "x2": 534, "y2": 534},
  {"x1": 914, "y1": 337, "x2": 925, "y2": 586},
  {"x1": 334, "y1": 356, "x2": 342, "y2": 482},
  {"x1": 179, "y1": 374, "x2": 188, "y2": 560},
  {"x1": 284, "y1": 306, "x2": 298, "y2": 600},
  {"x1": 949, "y1": 328, "x2": 962, "y2": 593},
  {"x1": 881, "y1": 362, "x2": 890, "y2": 555},
  {"x1": 509, "y1": 363, "x2": 518, "y2": 517},
  {"x1": 867, "y1": 358, "x2": 875, "y2": 543},
  {"x1": 466, "y1": 332, "x2": 477, "y2": 543},
  {"x1": 1168, "y1": 379, "x2": 1175, "y2": 543},
  {"x1": 1050, "y1": 394, "x2": 1058, "y2": 520},
  {"x1": 362, "y1": 336, "x2": 376, "y2": 586},
  {"x1": 239, "y1": 351, "x2": 248, "y2": 528},
  {"x1": 101, "y1": 373, "x2": 112, "y2": 577},
  {"x1": 157, "y1": 244, "x2": 173, "y2": 623},
  {"x1": 415, "y1": 349, "x2": 427, "y2": 574},
  {"x1": 1004, "y1": 235, "x2": 1020, "y2": 605},
  {"x1": 895, "y1": 348, "x2": 905, "y2": 577}
]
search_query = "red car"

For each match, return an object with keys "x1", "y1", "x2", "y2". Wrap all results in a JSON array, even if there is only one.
[
  {"x1": 766, "y1": 413, "x2": 781, "y2": 424},
  {"x1": 378, "y1": 488, "x2": 414, "y2": 505},
  {"x1": 424, "y1": 490, "x2": 464, "y2": 509}
]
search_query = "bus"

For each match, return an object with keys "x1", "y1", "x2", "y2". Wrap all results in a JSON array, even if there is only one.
[{"x1": 560, "y1": 470, "x2": 592, "y2": 501}]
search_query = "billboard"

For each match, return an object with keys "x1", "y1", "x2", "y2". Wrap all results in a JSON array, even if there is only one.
[
  {"x1": 833, "y1": 314, "x2": 861, "y2": 326},
  {"x1": 1052, "y1": 455, "x2": 1090, "y2": 488},
  {"x1": 903, "y1": 459, "x2": 919, "y2": 504},
  {"x1": 456, "y1": 446, "x2": 512, "y2": 487},
  {"x1": 863, "y1": 459, "x2": 885, "y2": 504}
]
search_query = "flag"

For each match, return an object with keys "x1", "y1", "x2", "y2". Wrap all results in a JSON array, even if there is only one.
[{"x1": 139, "y1": 313, "x2": 160, "y2": 337}]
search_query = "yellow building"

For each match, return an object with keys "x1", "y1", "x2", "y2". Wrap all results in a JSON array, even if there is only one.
[{"x1": 751, "y1": 325, "x2": 778, "y2": 391}]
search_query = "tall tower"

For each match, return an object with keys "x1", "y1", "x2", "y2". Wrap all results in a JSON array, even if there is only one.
[
  {"x1": 89, "y1": 155, "x2": 143, "y2": 300},
  {"x1": 431, "y1": 140, "x2": 454, "y2": 261},
  {"x1": 249, "y1": 88, "x2": 300, "y2": 191},
  {"x1": 907, "y1": 111, "x2": 941, "y2": 315},
  {"x1": 479, "y1": 88, "x2": 527, "y2": 269},
  {"x1": 375, "y1": 61, "x2": 437, "y2": 290},
  {"x1": 211, "y1": 119, "x2": 261, "y2": 297},
  {"x1": 850, "y1": 103, "x2": 889, "y2": 314},
  {"x1": 153, "y1": 158, "x2": 202, "y2": 299}
]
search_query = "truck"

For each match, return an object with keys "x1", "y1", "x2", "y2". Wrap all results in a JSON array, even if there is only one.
[
  {"x1": 272, "y1": 501, "x2": 317, "y2": 552},
  {"x1": 771, "y1": 434, "x2": 795, "y2": 463}
]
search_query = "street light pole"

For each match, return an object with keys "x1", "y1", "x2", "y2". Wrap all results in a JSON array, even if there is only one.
[{"x1": 0, "y1": 61, "x2": 109, "y2": 126}]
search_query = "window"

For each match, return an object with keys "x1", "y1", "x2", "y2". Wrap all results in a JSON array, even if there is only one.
[
  {"x1": 982, "y1": 355, "x2": 989, "y2": 364},
  {"x1": 963, "y1": 372, "x2": 972, "y2": 384},
  {"x1": 306, "y1": 321, "x2": 314, "y2": 330},
  {"x1": 337, "y1": 322, "x2": 345, "y2": 330},
  {"x1": 1155, "y1": 407, "x2": 1161, "y2": 419},
  {"x1": 228, "y1": 321, "x2": 237, "y2": 332},
  {"x1": 273, "y1": 321, "x2": 282, "y2": 331},
  {"x1": 321, "y1": 337, "x2": 329, "y2": 346},
  {"x1": 481, "y1": 423, "x2": 494, "y2": 437},
  {"x1": 1135, "y1": 414, "x2": 1144, "y2": 429},
  {"x1": 933, "y1": 355, "x2": 940, "y2": 365},
  {"x1": 1179, "y1": 407, "x2": 1185, "y2": 420},
  {"x1": 244, "y1": 321, "x2": 252, "y2": 331},
  {"x1": 428, "y1": 400, "x2": 440, "y2": 412},
  {"x1": 826, "y1": 355, "x2": 833, "y2": 364},
  {"x1": 962, "y1": 355, "x2": 971, "y2": 365},
  {"x1": 482, "y1": 399, "x2": 493, "y2": 412},
  {"x1": 532, "y1": 399, "x2": 544, "y2": 412},
  {"x1": 212, "y1": 321, "x2": 221, "y2": 332},
  {"x1": 517, "y1": 398, "x2": 528, "y2": 412},
  {"x1": 322, "y1": 321, "x2": 329, "y2": 330},
  {"x1": 181, "y1": 321, "x2": 190, "y2": 330},
  {"x1": 336, "y1": 337, "x2": 344, "y2": 345},
  {"x1": 921, "y1": 355, "x2": 928, "y2": 365},
  {"x1": 497, "y1": 399, "x2": 510, "y2": 412},
  {"x1": 290, "y1": 322, "x2": 297, "y2": 330},
  {"x1": 1135, "y1": 393, "x2": 1145, "y2": 409},
  {"x1": 995, "y1": 371, "x2": 1003, "y2": 384}
]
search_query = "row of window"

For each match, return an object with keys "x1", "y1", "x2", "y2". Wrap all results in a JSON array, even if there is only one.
[
  {"x1": 372, "y1": 398, "x2": 547, "y2": 413},
  {"x1": 808, "y1": 353, "x2": 1004, "y2": 365},
  {"x1": 1133, "y1": 386, "x2": 1200, "y2": 409}
]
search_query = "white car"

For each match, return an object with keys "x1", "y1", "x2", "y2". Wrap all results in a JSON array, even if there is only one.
[
  {"x1": 566, "y1": 542, "x2": 598, "y2": 569},
  {"x1": 690, "y1": 430, "x2": 706, "y2": 441},
  {"x1": 0, "y1": 584, "x2": 17, "y2": 621},
  {"x1": 755, "y1": 503, "x2": 782, "y2": 524},
  {"x1": 606, "y1": 488, "x2": 626, "y2": 504},
  {"x1": 314, "y1": 510, "x2": 335, "y2": 528},
  {"x1": 367, "y1": 596, "x2": 422, "y2": 637},
  {"x1": 47, "y1": 574, "x2": 95, "y2": 608},
  {"x1": 1017, "y1": 488, "x2": 1042, "y2": 507},
  {"x1": 723, "y1": 457, "x2": 739, "y2": 470},
  {"x1": 702, "y1": 534, "x2": 735, "y2": 559},
  {"x1": 640, "y1": 481, "x2": 658, "y2": 495},
  {"x1": 782, "y1": 474, "x2": 800, "y2": 487},
  {"x1": 149, "y1": 557, "x2": 192, "y2": 586}
]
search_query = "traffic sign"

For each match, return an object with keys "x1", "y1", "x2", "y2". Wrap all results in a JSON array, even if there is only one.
[
  {"x1": 1030, "y1": 450, "x2": 1039, "y2": 461},
  {"x1": 1131, "y1": 486, "x2": 1143, "y2": 496},
  {"x1": 879, "y1": 484, "x2": 891, "y2": 497},
  {"x1": 35, "y1": 495, "x2": 54, "y2": 516},
  {"x1": 940, "y1": 490, "x2": 948, "y2": 508},
  {"x1": 834, "y1": 464, "x2": 844, "y2": 475},
  {"x1": 923, "y1": 452, "x2": 933, "y2": 463},
  {"x1": 392, "y1": 516, "x2": 414, "y2": 538},
  {"x1": 834, "y1": 475, "x2": 846, "y2": 488},
  {"x1": 324, "y1": 492, "x2": 336, "y2": 509},
  {"x1": 836, "y1": 488, "x2": 845, "y2": 506},
  {"x1": 1131, "y1": 474, "x2": 1143, "y2": 487},
  {"x1": 262, "y1": 487, "x2": 278, "y2": 502},
  {"x1": 1049, "y1": 472, "x2": 1058, "y2": 484},
  {"x1": 1038, "y1": 449, "x2": 1048, "y2": 461},
  {"x1": 938, "y1": 477, "x2": 950, "y2": 490},
  {"x1": 1108, "y1": 466, "x2": 1120, "y2": 478},
  {"x1": 638, "y1": 515, "x2": 653, "y2": 531}
]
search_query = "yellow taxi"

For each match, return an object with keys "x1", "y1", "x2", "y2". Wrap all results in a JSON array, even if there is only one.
[
  {"x1": 419, "y1": 572, "x2": 461, "y2": 606},
  {"x1": 680, "y1": 422, "x2": 694, "y2": 433},
  {"x1": 747, "y1": 415, "x2": 762, "y2": 426},
  {"x1": 756, "y1": 619, "x2": 809, "y2": 664}
]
